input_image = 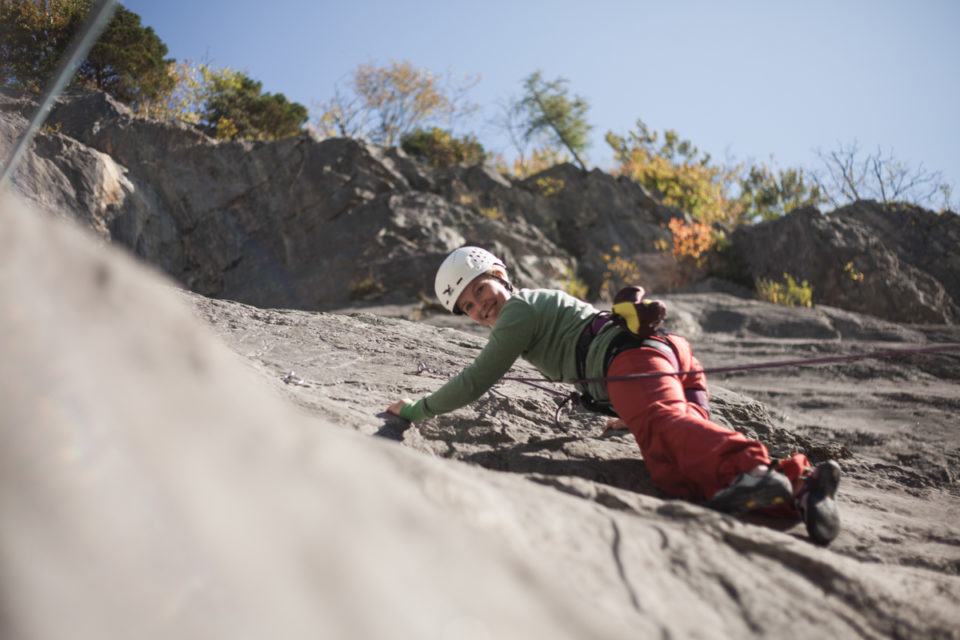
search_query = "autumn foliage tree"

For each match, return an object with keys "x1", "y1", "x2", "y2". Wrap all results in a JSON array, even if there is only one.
[
  {"x1": 314, "y1": 60, "x2": 479, "y2": 147},
  {"x1": 667, "y1": 217, "x2": 717, "y2": 266},
  {"x1": 607, "y1": 120, "x2": 741, "y2": 225},
  {"x1": 608, "y1": 120, "x2": 825, "y2": 225}
]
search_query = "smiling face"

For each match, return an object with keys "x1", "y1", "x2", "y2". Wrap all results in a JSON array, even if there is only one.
[{"x1": 455, "y1": 271, "x2": 513, "y2": 327}]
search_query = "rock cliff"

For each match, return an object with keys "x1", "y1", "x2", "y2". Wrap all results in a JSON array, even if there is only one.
[
  {"x1": 5, "y1": 87, "x2": 954, "y2": 323},
  {"x1": 732, "y1": 203, "x2": 960, "y2": 324}
]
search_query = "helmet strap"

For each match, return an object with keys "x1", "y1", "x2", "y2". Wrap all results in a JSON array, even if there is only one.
[{"x1": 490, "y1": 273, "x2": 515, "y2": 293}]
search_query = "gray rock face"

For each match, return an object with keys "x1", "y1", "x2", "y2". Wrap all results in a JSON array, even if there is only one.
[
  {"x1": 197, "y1": 293, "x2": 960, "y2": 638},
  {"x1": 732, "y1": 203, "x2": 960, "y2": 324},
  {"x1": 3, "y1": 188, "x2": 960, "y2": 639},
  {"x1": 0, "y1": 190, "x2": 618, "y2": 640}
]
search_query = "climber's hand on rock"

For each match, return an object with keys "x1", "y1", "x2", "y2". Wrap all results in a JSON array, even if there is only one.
[
  {"x1": 387, "y1": 398, "x2": 413, "y2": 416},
  {"x1": 602, "y1": 417, "x2": 628, "y2": 435}
]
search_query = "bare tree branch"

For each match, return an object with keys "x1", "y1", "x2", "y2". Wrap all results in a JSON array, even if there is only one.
[{"x1": 815, "y1": 141, "x2": 952, "y2": 210}]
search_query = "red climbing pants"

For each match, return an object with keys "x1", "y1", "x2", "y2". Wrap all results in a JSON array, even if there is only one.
[{"x1": 605, "y1": 335, "x2": 808, "y2": 505}]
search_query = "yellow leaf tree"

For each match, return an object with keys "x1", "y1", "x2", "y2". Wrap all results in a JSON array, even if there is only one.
[
  {"x1": 313, "y1": 59, "x2": 479, "y2": 147},
  {"x1": 606, "y1": 120, "x2": 743, "y2": 226}
]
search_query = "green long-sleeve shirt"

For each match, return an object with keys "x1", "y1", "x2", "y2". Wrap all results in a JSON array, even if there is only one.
[{"x1": 399, "y1": 288, "x2": 624, "y2": 421}]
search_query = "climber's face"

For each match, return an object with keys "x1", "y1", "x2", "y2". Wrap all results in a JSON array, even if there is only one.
[{"x1": 456, "y1": 271, "x2": 512, "y2": 327}]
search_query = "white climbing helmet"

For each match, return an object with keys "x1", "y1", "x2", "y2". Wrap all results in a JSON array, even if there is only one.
[{"x1": 434, "y1": 246, "x2": 506, "y2": 313}]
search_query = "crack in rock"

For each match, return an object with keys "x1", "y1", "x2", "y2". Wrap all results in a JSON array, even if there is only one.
[{"x1": 606, "y1": 513, "x2": 643, "y2": 613}]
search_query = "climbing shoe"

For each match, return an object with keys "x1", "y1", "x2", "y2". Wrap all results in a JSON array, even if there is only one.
[
  {"x1": 795, "y1": 460, "x2": 841, "y2": 546},
  {"x1": 705, "y1": 467, "x2": 794, "y2": 515}
]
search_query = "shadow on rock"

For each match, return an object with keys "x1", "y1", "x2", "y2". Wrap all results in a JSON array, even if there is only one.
[
  {"x1": 374, "y1": 414, "x2": 413, "y2": 441},
  {"x1": 462, "y1": 441, "x2": 661, "y2": 497}
]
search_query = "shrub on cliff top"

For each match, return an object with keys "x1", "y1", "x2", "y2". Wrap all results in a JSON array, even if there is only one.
[
  {"x1": 401, "y1": 127, "x2": 486, "y2": 168},
  {"x1": 197, "y1": 68, "x2": 307, "y2": 141}
]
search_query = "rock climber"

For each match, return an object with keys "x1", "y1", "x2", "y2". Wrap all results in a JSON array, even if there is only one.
[{"x1": 387, "y1": 246, "x2": 841, "y2": 545}]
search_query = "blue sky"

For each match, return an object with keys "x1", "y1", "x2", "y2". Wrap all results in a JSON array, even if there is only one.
[{"x1": 121, "y1": 0, "x2": 959, "y2": 208}]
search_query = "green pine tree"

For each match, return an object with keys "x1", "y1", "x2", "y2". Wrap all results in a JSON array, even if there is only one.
[
  {"x1": 77, "y1": 5, "x2": 175, "y2": 106},
  {"x1": 514, "y1": 70, "x2": 592, "y2": 171},
  {"x1": 199, "y1": 69, "x2": 307, "y2": 141}
]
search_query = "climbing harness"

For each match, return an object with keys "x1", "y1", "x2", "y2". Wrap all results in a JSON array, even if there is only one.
[{"x1": 568, "y1": 342, "x2": 960, "y2": 383}]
